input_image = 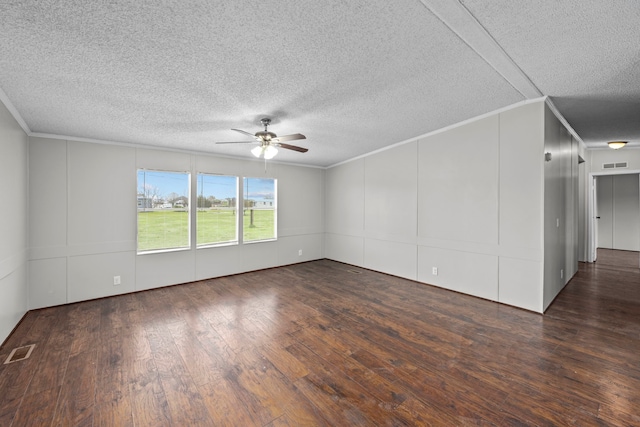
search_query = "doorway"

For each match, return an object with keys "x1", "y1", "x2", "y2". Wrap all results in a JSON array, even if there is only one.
[{"x1": 588, "y1": 171, "x2": 640, "y2": 266}]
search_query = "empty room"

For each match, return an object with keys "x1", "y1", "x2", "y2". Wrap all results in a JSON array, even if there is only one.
[{"x1": 1, "y1": 1, "x2": 639, "y2": 425}]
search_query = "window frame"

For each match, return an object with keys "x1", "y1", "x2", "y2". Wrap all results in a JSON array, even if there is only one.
[
  {"x1": 242, "y1": 176, "x2": 278, "y2": 244},
  {"x1": 195, "y1": 173, "x2": 240, "y2": 249},
  {"x1": 136, "y1": 168, "x2": 191, "y2": 254}
]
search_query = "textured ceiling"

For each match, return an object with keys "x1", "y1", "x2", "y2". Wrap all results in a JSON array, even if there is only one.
[
  {"x1": 0, "y1": 1, "x2": 638, "y2": 167},
  {"x1": 461, "y1": 0, "x2": 640, "y2": 148}
]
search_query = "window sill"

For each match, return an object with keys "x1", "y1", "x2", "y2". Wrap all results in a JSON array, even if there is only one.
[
  {"x1": 243, "y1": 238, "x2": 278, "y2": 245},
  {"x1": 136, "y1": 247, "x2": 191, "y2": 256},
  {"x1": 197, "y1": 241, "x2": 239, "y2": 250}
]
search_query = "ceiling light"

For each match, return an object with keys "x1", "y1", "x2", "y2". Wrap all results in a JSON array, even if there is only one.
[
  {"x1": 251, "y1": 145, "x2": 263, "y2": 158},
  {"x1": 264, "y1": 145, "x2": 278, "y2": 159},
  {"x1": 251, "y1": 144, "x2": 278, "y2": 159},
  {"x1": 608, "y1": 141, "x2": 627, "y2": 150}
]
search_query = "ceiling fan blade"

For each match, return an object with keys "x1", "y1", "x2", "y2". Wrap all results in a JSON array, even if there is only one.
[
  {"x1": 231, "y1": 128, "x2": 257, "y2": 138},
  {"x1": 215, "y1": 140, "x2": 256, "y2": 144},
  {"x1": 279, "y1": 143, "x2": 308, "y2": 153},
  {"x1": 271, "y1": 133, "x2": 306, "y2": 143}
]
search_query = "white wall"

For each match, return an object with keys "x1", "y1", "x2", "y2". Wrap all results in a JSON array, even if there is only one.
[
  {"x1": 326, "y1": 100, "x2": 557, "y2": 312},
  {"x1": 417, "y1": 115, "x2": 500, "y2": 301},
  {"x1": 0, "y1": 101, "x2": 28, "y2": 344},
  {"x1": 542, "y1": 104, "x2": 578, "y2": 310},
  {"x1": 28, "y1": 138, "x2": 324, "y2": 309},
  {"x1": 498, "y1": 102, "x2": 546, "y2": 311},
  {"x1": 325, "y1": 158, "x2": 365, "y2": 267},
  {"x1": 590, "y1": 148, "x2": 640, "y2": 173}
]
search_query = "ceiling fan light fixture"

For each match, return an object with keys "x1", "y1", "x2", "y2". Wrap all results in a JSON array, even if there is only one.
[
  {"x1": 608, "y1": 141, "x2": 627, "y2": 149},
  {"x1": 251, "y1": 144, "x2": 278, "y2": 159},
  {"x1": 251, "y1": 145, "x2": 264, "y2": 158},
  {"x1": 264, "y1": 145, "x2": 278, "y2": 159}
]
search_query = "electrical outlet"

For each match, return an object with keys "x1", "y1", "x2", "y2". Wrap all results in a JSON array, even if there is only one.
[
  {"x1": 560, "y1": 269, "x2": 564, "y2": 279},
  {"x1": 298, "y1": 249, "x2": 303, "y2": 256},
  {"x1": 432, "y1": 267, "x2": 438, "y2": 276},
  {"x1": 113, "y1": 275, "x2": 121, "y2": 286}
]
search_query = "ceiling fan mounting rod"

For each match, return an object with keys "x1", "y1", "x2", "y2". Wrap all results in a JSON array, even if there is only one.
[{"x1": 260, "y1": 118, "x2": 271, "y2": 131}]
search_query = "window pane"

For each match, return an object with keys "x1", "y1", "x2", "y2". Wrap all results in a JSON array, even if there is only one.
[
  {"x1": 243, "y1": 177, "x2": 277, "y2": 242},
  {"x1": 197, "y1": 174, "x2": 238, "y2": 246},
  {"x1": 137, "y1": 170, "x2": 190, "y2": 252}
]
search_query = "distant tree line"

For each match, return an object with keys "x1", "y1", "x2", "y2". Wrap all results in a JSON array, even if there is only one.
[{"x1": 197, "y1": 195, "x2": 237, "y2": 208}]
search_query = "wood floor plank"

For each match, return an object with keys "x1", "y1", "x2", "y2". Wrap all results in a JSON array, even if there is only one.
[
  {"x1": 25, "y1": 339, "x2": 71, "y2": 396},
  {"x1": 68, "y1": 302, "x2": 102, "y2": 357},
  {"x1": 127, "y1": 357, "x2": 173, "y2": 427},
  {"x1": 0, "y1": 396, "x2": 21, "y2": 427},
  {"x1": 286, "y1": 341, "x2": 406, "y2": 426},
  {"x1": 265, "y1": 399, "x2": 333, "y2": 427},
  {"x1": 258, "y1": 341, "x2": 309, "y2": 381},
  {"x1": 598, "y1": 401, "x2": 640, "y2": 426},
  {"x1": 354, "y1": 324, "x2": 509, "y2": 418},
  {"x1": 50, "y1": 349, "x2": 97, "y2": 427},
  {"x1": 197, "y1": 378, "x2": 258, "y2": 427},
  {"x1": 291, "y1": 374, "x2": 377, "y2": 426},
  {"x1": 223, "y1": 346, "x2": 308, "y2": 425},
  {"x1": 94, "y1": 324, "x2": 134, "y2": 426},
  {"x1": 9, "y1": 386, "x2": 59, "y2": 427},
  {"x1": 145, "y1": 322, "x2": 215, "y2": 426},
  {"x1": 94, "y1": 396, "x2": 134, "y2": 427},
  {"x1": 1, "y1": 254, "x2": 639, "y2": 425},
  {"x1": 291, "y1": 325, "x2": 409, "y2": 411},
  {"x1": 166, "y1": 319, "x2": 229, "y2": 387},
  {"x1": 395, "y1": 395, "x2": 478, "y2": 426}
]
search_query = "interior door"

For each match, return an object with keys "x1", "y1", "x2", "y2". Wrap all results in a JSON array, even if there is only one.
[
  {"x1": 612, "y1": 173, "x2": 640, "y2": 251},
  {"x1": 596, "y1": 175, "x2": 614, "y2": 249},
  {"x1": 590, "y1": 176, "x2": 597, "y2": 262}
]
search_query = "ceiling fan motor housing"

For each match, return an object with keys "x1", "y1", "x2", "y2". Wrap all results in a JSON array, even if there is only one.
[
  {"x1": 216, "y1": 117, "x2": 307, "y2": 155},
  {"x1": 255, "y1": 130, "x2": 277, "y2": 142}
]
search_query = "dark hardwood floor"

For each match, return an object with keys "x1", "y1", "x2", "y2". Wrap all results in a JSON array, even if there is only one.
[{"x1": 1, "y1": 255, "x2": 639, "y2": 426}]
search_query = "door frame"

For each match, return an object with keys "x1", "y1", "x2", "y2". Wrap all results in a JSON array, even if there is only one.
[{"x1": 587, "y1": 169, "x2": 640, "y2": 262}]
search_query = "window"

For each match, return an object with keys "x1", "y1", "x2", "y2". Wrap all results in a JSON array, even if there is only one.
[
  {"x1": 243, "y1": 177, "x2": 277, "y2": 242},
  {"x1": 196, "y1": 174, "x2": 238, "y2": 247},
  {"x1": 137, "y1": 169, "x2": 190, "y2": 252}
]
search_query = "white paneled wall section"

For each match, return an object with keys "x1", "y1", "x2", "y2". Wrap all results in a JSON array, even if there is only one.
[
  {"x1": 542, "y1": 105, "x2": 579, "y2": 310},
  {"x1": 326, "y1": 99, "x2": 579, "y2": 313},
  {"x1": 27, "y1": 140, "x2": 324, "y2": 309},
  {"x1": 0, "y1": 101, "x2": 29, "y2": 344}
]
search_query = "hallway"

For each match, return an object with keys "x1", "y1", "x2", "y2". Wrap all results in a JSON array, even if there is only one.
[{"x1": 546, "y1": 248, "x2": 640, "y2": 340}]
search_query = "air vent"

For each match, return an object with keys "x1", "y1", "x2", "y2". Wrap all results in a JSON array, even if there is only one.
[
  {"x1": 3, "y1": 344, "x2": 35, "y2": 364},
  {"x1": 603, "y1": 162, "x2": 628, "y2": 169}
]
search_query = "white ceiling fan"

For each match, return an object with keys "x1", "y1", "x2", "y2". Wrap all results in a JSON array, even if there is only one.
[{"x1": 216, "y1": 118, "x2": 308, "y2": 159}]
